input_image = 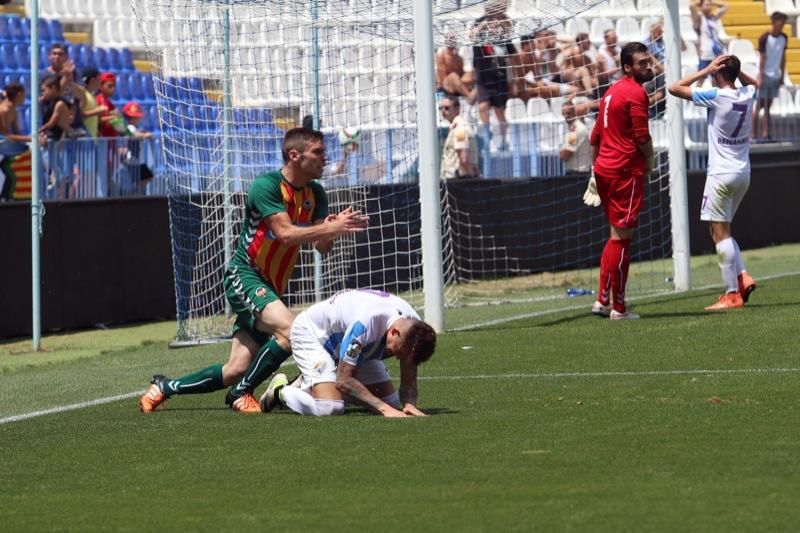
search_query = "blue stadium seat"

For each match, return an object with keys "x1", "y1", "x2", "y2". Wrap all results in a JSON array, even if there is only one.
[
  {"x1": 163, "y1": 77, "x2": 179, "y2": 101},
  {"x1": 16, "y1": 106, "x2": 28, "y2": 133},
  {"x1": 0, "y1": 17, "x2": 12, "y2": 44},
  {"x1": 19, "y1": 72, "x2": 31, "y2": 99},
  {"x1": 93, "y1": 47, "x2": 109, "y2": 70},
  {"x1": 128, "y1": 73, "x2": 145, "y2": 101},
  {"x1": 48, "y1": 19, "x2": 64, "y2": 42},
  {"x1": 148, "y1": 105, "x2": 159, "y2": 131},
  {"x1": 72, "y1": 44, "x2": 92, "y2": 69},
  {"x1": 12, "y1": 44, "x2": 29, "y2": 73},
  {"x1": 120, "y1": 48, "x2": 134, "y2": 71},
  {"x1": 38, "y1": 44, "x2": 49, "y2": 70},
  {"x1": 2, "y1": 74, "x2": 17, "y2": 92},
  {"x1": 20, "y1": 18, "x2": 30, "y2": 40},
  {"x1": 0, "y1": 43, "x2": 17, "y2": 71},
  {"x1": 7, "y1": 16, "x2": 24, "y2": 43},
  {"x1": 141, "y1": 73, "x2": 156, "y2": 102},
  {"x1": 107, "y1": 48, "x2": 122, "y2": 70},
  {"x1": 115, "y1": 73, "x2": 132, "y2": 100},
  {"x1": 36, "y1": 19, "x2": 52, "y2": 43}
]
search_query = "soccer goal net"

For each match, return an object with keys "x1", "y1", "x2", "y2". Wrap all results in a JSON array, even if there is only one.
[{"x1": 131, "y1": 0, "x2": 680, "y2": 341}]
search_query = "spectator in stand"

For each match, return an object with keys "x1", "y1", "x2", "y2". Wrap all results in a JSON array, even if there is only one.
[
  {"x1": 597, "y1": 29, "x2": 621, "y2": 94},
  {"x1": 95, "y1": 72, "x2": 123, "y2": 137},
  {"x1": 559, "y1": 99, "x2": 592, "y2": 175},
  {"x1": 560, "y1": 44, "x2": 597, "y2": 96},
  {"x1": 439, "y1": 95, "x2": 479, "y2": 179},
  {"x1": 40, "y1": 75, "x2": 80, "y2": 197},
  {"x1": 575, "y1": 32, "x2": 598, "y2": 63},
  {"x1": 43, "y1": 43, "x2": 86, "y2": 136},
  {"x1": 116, "y1": 102, "x2": 154, "y2": 195},
  {"x1": 78, "y1": 67, "x2": 109, "y2": 138},
  {"x1": 470, "y1": 0, "x2": 515, "y2": 150},
  {"x1": 39, "y1": 75, "x2": 74, "y2": 141},
  {"x1": 643, "y1": 21, "x2": 669, "y2": 118},
  {"x1": 537, "y1": 30, "x2": 579, "y2": 98},
  {"x1": 512, "y1": 31, "x2": 576, "y2": 101},
  {"x1": 0, "y1": 82, "x2": 31, "y2": 201},
  {"x1": 691, "y1": 0, "x2": 729, "y2": 86},
  {"x1": 436, "y1": 32, "x2": 475, "y2": 100},
  {"x1": 753, "y1": 11, "x2": 788, "y2": 141}
]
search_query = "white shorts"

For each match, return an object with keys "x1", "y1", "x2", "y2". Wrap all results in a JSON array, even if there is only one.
[
  {"x1": 290, "y1": 313, "x2": 392, "y2": 389},
  {"x1": 700, "y1": 173, "x2": 750, "y2": 223}
]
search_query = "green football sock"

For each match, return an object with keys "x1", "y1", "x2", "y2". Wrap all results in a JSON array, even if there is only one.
[
  {"x1": 229, "y1": 338, "x2": 291, "y2": 399},
  {"x1": 162, "y1": 364, "x2": 224, "y2": 397}
]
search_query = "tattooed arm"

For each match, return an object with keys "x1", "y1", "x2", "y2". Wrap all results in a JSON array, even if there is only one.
[
  {"x1": 335, "y1": 362, "x2": 407, "y2": 418},
  {"x1": 399, "y1": 358, "x2": 426, "y2": 417}
]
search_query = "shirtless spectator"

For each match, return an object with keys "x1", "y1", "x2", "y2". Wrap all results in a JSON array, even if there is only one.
[
  {"x1": 43, "y1": 44, "x2": 87, "y2": 136},
  {"x1": 561, "y1": 45, "x2": 597, "y2": 96},
  {"x1": 515, "y1": 30, "x2": 577, "y2": 100},
  {"x1": 436, "y1": 32, "x2": 474, "y2": 99},
  {"x1": 576, "y1": 32, "x2": 598, "y2": 62},
  {"x1": 0, "y1": 82, "x2": 31, "y2": 200},
  {"x1": 597, "y1": 29, "x2": 621, "y2": 94}
]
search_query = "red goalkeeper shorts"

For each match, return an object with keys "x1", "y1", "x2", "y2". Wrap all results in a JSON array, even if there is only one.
[{"x1": 595, "y1": 172, "x2": 645, "y2": 229}]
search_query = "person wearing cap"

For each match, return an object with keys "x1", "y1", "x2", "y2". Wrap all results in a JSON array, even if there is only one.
[
  {"x1": 78, "y1": 67, "x2": 109, "y2": 138},
  {"x1": 113, "y1": 101, "x2": 155, "y2": 195},
  {"x1": 122, "y1": 102, "x2": 151, "y2": 139},
  {"x1": 95, "y1": 72, "x2": 122, "y2": 137}
]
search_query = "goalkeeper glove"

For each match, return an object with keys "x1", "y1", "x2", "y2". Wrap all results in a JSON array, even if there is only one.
[{"x1": 583, "y1": 171, "x2": 601, "y2": 207}]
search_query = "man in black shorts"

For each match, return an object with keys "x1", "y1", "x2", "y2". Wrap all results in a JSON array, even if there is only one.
[{"x1": 471, "y1": 0, "x2": 515, "y2": 151}]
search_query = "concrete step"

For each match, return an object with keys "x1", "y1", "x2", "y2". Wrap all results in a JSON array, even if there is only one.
[
  {"x1": 724, "y1": 13, "x2": 770, "y2": 25},
  {"x1": 727, "y1": 27, "x2": 770, "y2": 39},
  {"x1": 64, "y1": 31, "x2": 91, "y2": 44},
  {"x1": 725, "y1": 4, "x2": 768, "y2": 14}
]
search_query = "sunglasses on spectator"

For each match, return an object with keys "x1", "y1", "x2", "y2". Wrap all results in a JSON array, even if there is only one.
[{"x1": 438, "y1": 105, "x2": 454, "y2": 111}]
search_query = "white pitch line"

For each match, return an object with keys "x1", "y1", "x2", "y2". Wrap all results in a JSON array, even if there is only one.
[
  {"x1": 0, "y1": 391, "x2": 145, "y2": 426},
  {"x1": 418, "y1": 367, "x2": 800, "y2": 381},
  {"x1": 450, "y1": 271, "x2": 800, "y2": 332},
  {"x1": 2, "y1": 367, "x2": 799, "y2": 425}
]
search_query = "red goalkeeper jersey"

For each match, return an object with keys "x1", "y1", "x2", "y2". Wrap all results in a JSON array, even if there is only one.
[{"x1": 590, "y1": 77, "x2": 651, "y2": 179}]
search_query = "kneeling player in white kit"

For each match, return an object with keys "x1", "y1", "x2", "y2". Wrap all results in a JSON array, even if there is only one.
[
  {"x1": 668, "y1": 55, "x2": 758, "y2": 310},
  {"x1": 259, "y1": 289, "x2": 437, "y2": 417}
]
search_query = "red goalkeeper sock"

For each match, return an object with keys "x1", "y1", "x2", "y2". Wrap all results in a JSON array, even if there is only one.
[
  {"x1": 605, "y1": 238, "x2": 632, "y2": 313},
  {"x1": 597, "y1": 240, "x2": 613, "y2": 307}
]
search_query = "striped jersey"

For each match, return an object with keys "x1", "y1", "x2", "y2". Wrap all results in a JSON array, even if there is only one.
[{"x1": 231, "y1": 171, "x2": 328, "y2": 295}]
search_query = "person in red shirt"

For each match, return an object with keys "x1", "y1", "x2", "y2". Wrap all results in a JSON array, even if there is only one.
[
  {"x1": 588, "y1": 42, "x2": 655, "y2": 320},
  {"x1": 94, "y1": 72, "x2": 122, "y2": 137}
]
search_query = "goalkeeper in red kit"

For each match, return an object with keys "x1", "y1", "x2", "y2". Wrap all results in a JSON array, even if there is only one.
[{"x1": 587, "y1": 42, "x2": 655, "y2": 320}]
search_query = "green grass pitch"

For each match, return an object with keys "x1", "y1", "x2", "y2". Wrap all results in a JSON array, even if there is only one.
[{"x1": 1, "y1": 274, "x2": 799, "y2": 531}]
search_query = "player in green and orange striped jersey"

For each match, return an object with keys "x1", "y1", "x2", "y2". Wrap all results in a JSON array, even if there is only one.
[{"x1": 140, "y1": 128, "x2": 369, "y2": 413}]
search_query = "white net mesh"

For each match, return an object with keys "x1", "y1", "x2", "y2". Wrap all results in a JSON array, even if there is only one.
[{"x1": 131, "y1": 0, "x2": 677, "y2": 340}]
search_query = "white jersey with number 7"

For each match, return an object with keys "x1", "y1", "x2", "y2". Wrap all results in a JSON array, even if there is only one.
[{"x1": 691, "y1": 85, "x2": 757, "y2": 176}]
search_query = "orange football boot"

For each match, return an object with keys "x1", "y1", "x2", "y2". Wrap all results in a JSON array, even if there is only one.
[
  {"x1": 231, "y1": 393, "x2": 261, "y2": 413},
  {"x1": 704, "y1": 292, "x2": 744, "y2": 311},
  {"x1": 738, "y1": 272, "x2": 757, "y2": 303},
  {"x1": 139, "y1": 375, "x2": 168, "y2": 413}
]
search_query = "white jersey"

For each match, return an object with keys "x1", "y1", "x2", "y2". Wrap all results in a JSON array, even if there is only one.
[
  {"x1": 698, "y1": 15, "x2": 724, "y2": 60},
  {"x1": 303, "y1": 289, "x2": 419, "y2": 366},
  {"x1": 691, "y1": 85, "x2": 756, "y2": 176}
]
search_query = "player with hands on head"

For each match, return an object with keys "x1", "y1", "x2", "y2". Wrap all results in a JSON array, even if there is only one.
[
  {"x1": 260, "y1": 289, "x2": 436, "y2": 418},
  {"x1": 668, "y1": 54, "x2": 758, "y2": 310},
  {"x1": 588, "y1": 42, "x2": 655, "y2": 320},
  {"x1": 139, "y1": 128, "x2": 369, "y2": 414}
]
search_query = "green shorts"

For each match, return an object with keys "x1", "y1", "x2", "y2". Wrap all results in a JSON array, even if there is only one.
[{"x1": 224, "y1": 264, "x2": 279, "y2": 346}]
